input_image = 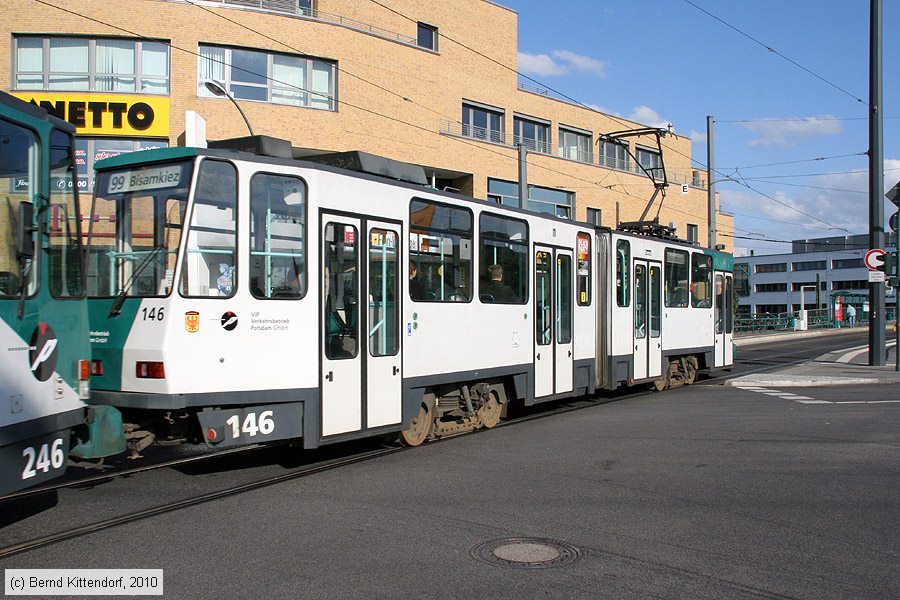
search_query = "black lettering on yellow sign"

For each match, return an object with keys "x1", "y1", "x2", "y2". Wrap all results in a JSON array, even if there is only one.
[{"x1": 33, "y1": 99, "x2": 155, "y2": 131}]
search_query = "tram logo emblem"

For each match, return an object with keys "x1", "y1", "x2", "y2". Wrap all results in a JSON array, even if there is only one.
[
  {"x1": 29, "y1": 323, "x2": 58, "y2": 382},
  {"x1": 221, "y1": 311, "x2": 238, "y2": 331},
  {"x1": 185, "y1": 311, "x2": 200, "y2": 333}
]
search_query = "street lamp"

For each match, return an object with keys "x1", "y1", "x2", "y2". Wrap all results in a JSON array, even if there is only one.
[{"x1": 204, "y1": 80, "x2": 255, "y2": 136}]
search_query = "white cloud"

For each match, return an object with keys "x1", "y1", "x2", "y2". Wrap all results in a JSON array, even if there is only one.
[
  {"x1": 743, "y1": 116, "x2": 843, "y2": 148},
  {"x1": 689, "y1": 130, "x2": 706, "y2": 144},
  {"x1": 517, "y1": 52, "x2": 568, "y2": 77},
  {"x1": 626, "y1": 106, "x2": 671, "y2": 130},
  {"x1": 722, "y1": 157, "x2": 900, "y2": 251},
  {"x1": 517, "y1": 50, "x2": 607, "y2": 78},
  {"x1": 551, "y1": 50, "x2": 607, "y2": 78}
]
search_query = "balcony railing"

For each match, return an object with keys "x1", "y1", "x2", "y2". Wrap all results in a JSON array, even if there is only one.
[
  {"x1": 443, "y1": 120, "x2": 706, "y2": 189},
  {"x1": 183, "y1": 1, "x2": 418, "y2": 46}
]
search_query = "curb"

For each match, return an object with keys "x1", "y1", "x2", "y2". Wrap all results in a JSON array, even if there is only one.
[
  {"x1": 727, "y1": 376, "x2": 880, "y2": 388},
  {"x1": 734, "y1": 327, "x2": 862, "y2": 348}
]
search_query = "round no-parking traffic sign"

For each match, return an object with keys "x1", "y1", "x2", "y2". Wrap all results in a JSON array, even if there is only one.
[{"x1": 865, "y1": 248, "x2": 886, "y2": 270}]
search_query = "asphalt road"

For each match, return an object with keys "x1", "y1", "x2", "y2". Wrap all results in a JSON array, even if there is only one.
[{"x1": 2, "y1": 331, "x2": 898, "y2": 599}]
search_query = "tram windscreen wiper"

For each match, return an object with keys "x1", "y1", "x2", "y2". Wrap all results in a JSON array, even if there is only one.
[{"x1": 108, "y1": 245, "x2": 163, "y2": 317}]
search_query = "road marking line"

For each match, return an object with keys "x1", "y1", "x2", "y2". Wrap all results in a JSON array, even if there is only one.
[
  {"x1": 865, "y1": 400, "x2": 900, "y2": 404},
  {"x1": 835, "y1": 340, "x2": 897, "y2": 363},
  {"x1": 795, "y1": 399, "x2": 833, "y2": 404},
  {"x1": 778, "y1": 394, "x2": 814, "y2": 400}
]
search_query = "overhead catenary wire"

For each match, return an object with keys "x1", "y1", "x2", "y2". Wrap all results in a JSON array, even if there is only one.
[
  {"x1": 679, "y1": 0, "x2": 866, "y2": 106},
  {"x1": 33, "y1": 0, "x2": 850, "y2": 236}
]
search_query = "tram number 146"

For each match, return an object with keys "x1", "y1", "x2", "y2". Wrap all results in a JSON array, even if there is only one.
[
  {"x1": 22, "y1": 438, "x2": 65, "y2": 480},
  {"x1": 226, "y1": 411, "x2": 275, "y2": 440}
]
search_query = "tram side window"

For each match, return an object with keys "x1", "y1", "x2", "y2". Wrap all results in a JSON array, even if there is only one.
[
  {"x1": 691, "y1": 252, "x2": 712, "y2": 308},
  {"x1": 479, "y1": 213, "x2": 527, "y2": 304},
  {"x1": 616, "y1": 240, "x2": 630, "y2": 307},
  {"x1": 664, "y1": 248, "x2": 689, "y2": 308},
  {"x1": 47, "y1": 129, "x2": 84, "y2": 297},
  {"x1": 576, "y1": 232, "x2": 591, "y2": 306},
  {"x1": 180, "y1": 160, "x2": 237, "y2": 298},
  {"x1": 409, "y1": 198, "x2": 472, "y2": 302},
  {"x1": 0, "y1": 118, "x2": 37, "y2": 298},
  {"x1": 249, "y1": 173, "x2": 306, "y2": 299}
]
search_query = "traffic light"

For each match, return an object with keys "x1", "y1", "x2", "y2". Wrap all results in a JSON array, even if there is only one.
[
  {"x1": 875, "y1": 251, "x2": 899, "y2": 287},
  {"x1": 874, "y1": 251, "x2": 896, "y2": 275}
]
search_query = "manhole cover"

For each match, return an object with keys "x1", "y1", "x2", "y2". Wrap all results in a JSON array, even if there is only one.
[{"x1": 469, "y1": 537, "x2": 582, "y2": 569}]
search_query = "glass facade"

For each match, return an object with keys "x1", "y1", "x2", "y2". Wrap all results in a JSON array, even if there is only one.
[
  {"x1": 199, "y1": 45, "x2": 336, "y2": 110},
  {"x1": 15, "y1": 36, "x2": 169, "y2": 94}
]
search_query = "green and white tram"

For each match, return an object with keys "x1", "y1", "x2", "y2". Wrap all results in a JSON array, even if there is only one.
[{"x1": 0, "y1": 91, "x2": 122, "y2": 496}]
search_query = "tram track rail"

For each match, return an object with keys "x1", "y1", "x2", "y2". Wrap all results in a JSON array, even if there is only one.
[
  {"x1": 0, "y1": 387, "x2": 647, "y2": 560},
  {"x1": 0, "y1": 444, "x2": 265, "y2": 504},
  {"x1": 4, "y1": 336, "x2": 835, "y2": 561}
]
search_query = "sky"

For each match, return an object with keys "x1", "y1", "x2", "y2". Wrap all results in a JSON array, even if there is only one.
[{"x1": 501, "y1": 0, "x2": 899, "y2": 255}]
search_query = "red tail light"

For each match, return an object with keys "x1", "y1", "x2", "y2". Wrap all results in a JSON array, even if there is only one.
[
  {"x1": 90, "y1": 360, "x2": 104, "y2": 377},
  {"x1": 79, "y1": 360, "x2": 91, "y2": 381},
  {"x1": 136, "y1": 361, "x2": 165, "y2": 379}
]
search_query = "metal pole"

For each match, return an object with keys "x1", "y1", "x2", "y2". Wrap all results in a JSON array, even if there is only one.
[
  {"x1": 869, "y1": 0, "x2": 885, "y2": 365},
  {"x1": 706, "y1": 116, "x2": 716, "y2": 249},
  {"x1": 518, "y1": 144, "x2": 529, "y2": 211}
]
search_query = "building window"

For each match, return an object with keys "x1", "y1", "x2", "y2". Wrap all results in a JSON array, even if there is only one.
[
  {"x1": 734, "y1": 263, "x2": 751, "y2": 297},
  {"x1": 756, "y1": 283, "x2": 787, "y2": 293},
  {"x1": 792, "y1": 260, "x2": 826, "y2": 272},
  {"x1": 635, "y1": 146, "x2": 662, "y2": 179},
  {"x1": 586, "y1": 208, "x2": 602, "y2": 227},
  {"x1": 198, "y1": 45, "x2": 336, "y2": 110},
  {"x1": 462, "y1": 102, "x2": 504, "y2": 143},
  {"x1": 832, "y1": 258, "x2": 865, "y2": 269},
  {"x1": 417, "y1": 22, "x2": 438, "y2": 50},
  {"x1": 487, "y1": 179, "x2": 573, "y2": 218},
  {"x1": 755, "y1": 262, "x2": 787, "y2": 273},
  {"x1": 528, "y1": 186, "x2": 573, "y2": 218},
  {"x1": 601, "y1": 141, "x2": 629, "y2": 170},
  {"x1": 298, "y1": 0, "x2": 315, "y2": 16},
  {"x1": 832, "y1": 280, "x2": 868, "y2": 290},
  {"x1": 14, "y1": 36, "x2": 169, "y2": 94},
  {"x1": 559, "y1": 127, "x2": 592, "y2": 163},
  {"x1": 686, "y1": 223, "x2": 699, "y2": 244},
  {"x1": 756, "y1": 304, "x2": 788, "y2": 315},
  {"x1": 791, "y1": 281, "x2": 826, "y2": 292},
  {"x1": 513, "y1": 116, "x2": 550, "y2": 153}
]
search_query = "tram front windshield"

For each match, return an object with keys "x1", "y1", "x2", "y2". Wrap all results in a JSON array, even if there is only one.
[{"x1": 87, "y1": 160, "x2": 193, "y2": 298}]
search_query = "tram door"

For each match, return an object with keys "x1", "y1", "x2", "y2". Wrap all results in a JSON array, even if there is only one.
[
  {"x1": 633, "y1": 260, "x2": 663, "y2": 381},
  {"x1": 714, "y1": 272, "x2": 734, "y2": 367},
  {"x1": 321, "y1": 215, "x2": 402, "y2": 437},
  {"x1": 534, "y1": 247, "x2": 574, "y2": 398}
]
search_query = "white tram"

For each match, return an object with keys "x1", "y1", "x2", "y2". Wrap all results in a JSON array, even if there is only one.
[{"x1": 84, "y1": 137, "x2": 733, "y2": 451}]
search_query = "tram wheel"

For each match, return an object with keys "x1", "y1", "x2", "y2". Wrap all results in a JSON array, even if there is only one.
[
  {"x1": 477, "y1": 392, "x2": 502, "y2": 429},
  {"x1": 684, "y1": 357, "x2": 698, "y2": 385},
  {"x1": 401, "y1": 403, "x2": 433, "y2": 446}
]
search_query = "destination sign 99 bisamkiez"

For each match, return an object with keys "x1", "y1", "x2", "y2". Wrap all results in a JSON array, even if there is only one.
[{"x1": 108, "y1": 165, "x2": 182, "y2": 194}]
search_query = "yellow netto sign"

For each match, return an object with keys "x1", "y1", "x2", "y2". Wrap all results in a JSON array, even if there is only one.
[{"x1": 12, "y1": 93, "x2": 170, "y2": 137}]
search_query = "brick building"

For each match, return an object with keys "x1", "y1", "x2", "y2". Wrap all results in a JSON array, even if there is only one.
[{"x1": 2, "y1": 0, "x2": 730, "y2": 246}]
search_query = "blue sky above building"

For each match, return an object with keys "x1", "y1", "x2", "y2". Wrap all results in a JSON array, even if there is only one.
[{"x1": 504, "y1": 0, "x2": 899, "y2": 254}]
